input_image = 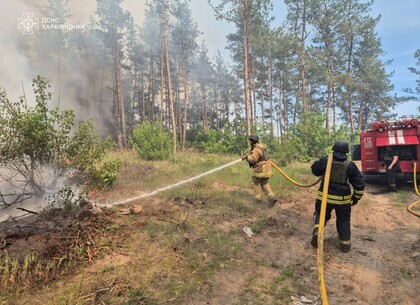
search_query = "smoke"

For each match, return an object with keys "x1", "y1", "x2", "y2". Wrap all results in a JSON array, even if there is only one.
[
  {"x1": 0, "y1": 164, "x2": 84, "y2": 222},
  {"x1": 0, "y1": 0, "x2": 232, "y2": 137},
  {"x1": 1, "y1": 0, "x2": 113, "y2": 134},
  {"x1": 0, "y1": 1, "x2": 35, "y2": 102}
]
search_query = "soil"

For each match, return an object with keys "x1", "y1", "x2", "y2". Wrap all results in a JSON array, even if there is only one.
[{"x1": 1, "y1": 177, "x2": 419, "y2": 305}]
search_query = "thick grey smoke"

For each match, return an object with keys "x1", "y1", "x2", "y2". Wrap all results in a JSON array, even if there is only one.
[
  {"x1": 0, "y1": 1, "x2": 35, "y2": 102},
  {"x1": 2, "y1": 0, "x2": 111, "y2": 133}
]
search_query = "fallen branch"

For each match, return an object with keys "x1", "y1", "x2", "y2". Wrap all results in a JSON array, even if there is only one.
[
  {"x1": 82, "y1": 287, "x2": 110, "y2": 301},
  {"x1": 16, "y1": 207, "x2": 39, "y2": 214}
]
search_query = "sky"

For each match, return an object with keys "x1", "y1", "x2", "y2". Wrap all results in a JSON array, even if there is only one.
[
  {"x1": 2, "y1": 0, "x2": 419, "y2": 118},
  {"x1": 189, "y1": 0, "x2": 420, "y2": 118}
]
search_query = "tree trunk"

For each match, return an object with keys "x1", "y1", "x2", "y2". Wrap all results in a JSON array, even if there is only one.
[
  {"x1": 240, "y1": 0, "x2": 251, "y2": 135},
  {"x1": 358, "y1": 93, "x2": 364, "y2": 132},
  {"x1": 131, "y1": 67, "x2": 138, "y2": 129},
  {"x1": 162, "y1": 10, "x2": 177, "y2": 155},
  {"x1": 201, "y1": 83, "x2": 208, "y2": 131},
  {"x1": 99, "y1": 66, "x2": 104, "y2": 113},
  {"x1": 283, "y1": 72, "x2": 288, "y2": 135},
  {"x1": 116, "y1": 48, "x2": 127, "y2": 147},
  {"x1": 268, "y1": 60, "x2": 274, "y2": 138},
  {"x1": 260, "y1": 80, "x2": 265, "y2": 131},
  {"x1": 113, "y1": 45, "x2": 119, "y2": 139},
  {"x1": 300, "y1": 0, "x2": 307, "y2": 114},
  {"x1": 325, "y1": 57, "x2": 332, "y2": 136},
  {"x1": 278, "y1": 73, "x2": 284, "y2": 143},
  {"x1": 293, "y1": 90, "x2": 300, "y2": 130},
  {"x1": 347, "y1": 33, "x2": 355, "y2": 133},
  {"x1": 251, "y1": 56, "x2": 257, "y2": 127},
  {"x1": 332, "y1": 84, "x2": 336, "y2": 129},
  {"x1": 160, "y1": 49, "x2": 165, "y2": 125},
  {"x1": 141, "y1": 76, "x2": 145, "y2": 121},
  {"x1": 182, "y1": 62, "x2": 188, "y2": 150}
]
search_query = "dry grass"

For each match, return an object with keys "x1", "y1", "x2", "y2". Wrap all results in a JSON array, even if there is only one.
[{"x1": 0, "y1": 151, "x2": 349, "y2": 304}]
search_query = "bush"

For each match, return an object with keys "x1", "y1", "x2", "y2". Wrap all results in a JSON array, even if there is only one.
[
  {"x1": 188, "y1": 124, "x2": 247, "y2": 154},
  {"x1": 90, "y1": 159, "x2": 123, "y2": 189},
  {"x1": 0, "y1": 76, "x2": 118, "y2": 205},
  {"x1": 130, "y1": 121, "x2": 173, "y2": 160}
]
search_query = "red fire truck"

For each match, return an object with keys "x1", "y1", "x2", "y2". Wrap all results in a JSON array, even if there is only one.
[{"x1": 351, "y1": 117, "x2": 420, "y2": 178}]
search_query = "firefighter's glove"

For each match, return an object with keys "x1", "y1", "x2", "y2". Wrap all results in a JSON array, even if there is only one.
[
  {"x1": 241, "y1": 154, "x2": 253, "y2": 168},
  {"x1": 351, "y1": 199, "x2": 359, "y2": 206}
]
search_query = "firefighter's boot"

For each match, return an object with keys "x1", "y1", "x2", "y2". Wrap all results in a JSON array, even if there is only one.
[
  {"x1": 310, "y1": 229, "x2": 318, "y2": 248},
  {"x1": 339, "y1": 241, "x2": 351, "y2": 253},
  {"x1": 251, "y1": 180, "x2": 263, "y2": 203},
  {"x1": 389, "y1": 185, "x2": 397, "y2": 192},
  {"x1": 268, "y1": 193, "x2": 277, "y2": 207}
]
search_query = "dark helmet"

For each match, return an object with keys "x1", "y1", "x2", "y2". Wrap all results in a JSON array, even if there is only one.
[
  {"x1": 248, "y1": 134, "x2": 259, "y2": 142},
  {"x1": 332, "y1": 140, "x2": 349, "y2": 153}
]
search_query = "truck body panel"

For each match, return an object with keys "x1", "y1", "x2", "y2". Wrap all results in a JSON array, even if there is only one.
[{"x1": 352, "y1": 119, "x2": 420, "y2": 178}]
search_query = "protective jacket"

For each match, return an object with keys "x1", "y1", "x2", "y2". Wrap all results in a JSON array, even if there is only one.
[
  {"x1": 247, "y1": 143, "x2": 273, "y2": 178},
  {"x1": 311, "y1": 152, "x2": 365, "y2": 204}
]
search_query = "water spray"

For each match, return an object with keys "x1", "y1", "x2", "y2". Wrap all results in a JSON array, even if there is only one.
[{"x1": 98, "y1": 158, "x2": 243, "y2": 208}]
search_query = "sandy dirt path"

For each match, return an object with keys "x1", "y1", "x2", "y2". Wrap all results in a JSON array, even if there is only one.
[{"x1": 187, "y1": 182, "x2": 420, "y2": 305}]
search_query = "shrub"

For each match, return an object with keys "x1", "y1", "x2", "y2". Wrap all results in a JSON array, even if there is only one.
[
  {"x1": 0, "y1": 76, "x2": 118, "y2": 206},
  {"x1": 188, "y1": 124, "x2": 248, "y2": 154},
  {"x1": 91, "y1": 159, "x2": 123, "y2": 189},
  {"x1": 130, "y1": 121, "x2": 173, "y2": 160}
]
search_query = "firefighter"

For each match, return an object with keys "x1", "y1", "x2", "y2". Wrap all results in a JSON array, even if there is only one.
[
  {"x1": 243, "y1": 135, "x2": 277, "y2": 206},
  {"x1": 310, "y1": 140, "x2": 365, "y2": 253},
  {"x1": 384, "y1": 145, "x2": 399, "y2": 192}
]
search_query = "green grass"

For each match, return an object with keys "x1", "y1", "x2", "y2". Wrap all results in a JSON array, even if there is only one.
[
  {"x1": 236, "y1": 269, "x2": 299, "y2": 305},
  {"x1": 400, "y1": 268, "x2": 414, "y2": 280},
  {"x1": 250, "y1": 217, "x2": 276, "y2": 234},
  {"x1": 124, "y1": 288, "x2": 155, "y2": 305}
]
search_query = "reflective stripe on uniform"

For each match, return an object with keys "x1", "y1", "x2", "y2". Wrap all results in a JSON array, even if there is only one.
[
  {"x1": 316, "y1": 191, "x2": 352, "y2": 204},
  {"x1": 252, "y1": 170, "x2": 272, "y2": 178},
  {"x1": 353, "y1": 189, "x2": 364, "y2": 199},
  {"x1": 339, "y1": 240, "x2": 351, "y2": 245}
]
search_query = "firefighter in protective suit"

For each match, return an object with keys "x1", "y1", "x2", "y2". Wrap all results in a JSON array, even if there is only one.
[
  {"x1": 244, "y1": 135, "x2": 277, "y2": 206},
  {"x1": 310, "y1": 141, "x2": 365, "y2": 253}
]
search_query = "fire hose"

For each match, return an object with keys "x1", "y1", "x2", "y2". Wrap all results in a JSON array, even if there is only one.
[
  {"x1": 267, "y1": 156, "x2": 420, "y2": 304},
  {"x1": 408, "y1": 162, "x2": 420, "y2": 218},
  {"x1": 271, "y1": 156, "x2": 332, "y2": 305},
  {"x1": 271, "y1": 162, "x2": 323, "y2": 187},
  {"x1": 316, "y1": 153, "x2": 332, "y2": 305}
]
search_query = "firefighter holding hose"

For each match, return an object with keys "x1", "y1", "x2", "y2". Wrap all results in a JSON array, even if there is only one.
[
  {"x1": 243, "y1": 135, "x2": 277, "y2": 206},
  {"x1": 310, "y1": 141, "x2": 365, "y2": 253}
]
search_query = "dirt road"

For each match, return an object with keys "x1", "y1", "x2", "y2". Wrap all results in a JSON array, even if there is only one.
[{"x1": 185, "y1": 182, "x2": 420, "y2": 305}]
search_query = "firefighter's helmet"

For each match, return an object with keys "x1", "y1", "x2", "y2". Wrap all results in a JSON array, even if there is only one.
[
  {"x1": 332, "y1": 140, "x2": 349, "y2": 153},
  {"x1": 248, "y1": 134, "x2": 259, "y2": 142}
]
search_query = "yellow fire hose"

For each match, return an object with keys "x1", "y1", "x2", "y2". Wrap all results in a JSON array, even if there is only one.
[
  {"x1": 271, "y1": 156, "x2": 332, "y2": 305},
  {"x1": 270, "y1": 156, "x2": 420, "y2": 304},
  {"x1": 271, "y1": 162, "x2": 323, "y2": 187},
  {"x1": 408, "y1": 162, "x2": 420, "y2": 217},
  {"x1": 316, "y1": 153, "x2": 332, "y2": 305}
]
